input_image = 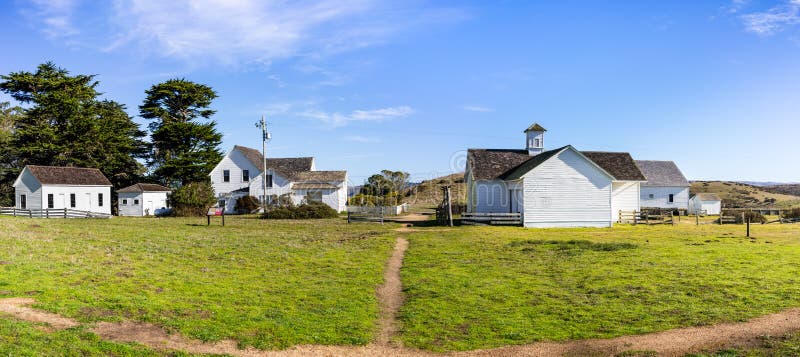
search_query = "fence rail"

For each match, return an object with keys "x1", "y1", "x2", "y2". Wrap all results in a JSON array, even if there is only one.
[
  {"x1": 0, "y1": 207, "x2": 111, "y2": 219},
  {"x1": 618, "y1": 210, "x2": 675, "y2": 225},
  {"x1": 347, "y1": 210, "x2": 384, "y2": 224},
  {"x1": 460, "y1": 212, "x2": 522, "y2": 226}
]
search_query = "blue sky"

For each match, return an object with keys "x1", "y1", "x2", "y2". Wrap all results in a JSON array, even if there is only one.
[{"x1": 1, "y1": 1, "x2": 799, "y2": 183}]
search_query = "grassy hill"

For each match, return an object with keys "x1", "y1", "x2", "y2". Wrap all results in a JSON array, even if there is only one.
[
  {"x1": 403, "y1": 172, "x2": 466, "y2": 206},
  {"x1": 690, "y1": 181, "x2": 800, "y2": 208},
  {"x1": 762, "y1": 184, "x2": 800, "y2": 198}
]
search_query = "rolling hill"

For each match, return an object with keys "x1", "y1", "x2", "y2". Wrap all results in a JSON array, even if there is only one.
[
  {"x1": 403, "y1": 172, "x2": 466, "y2": 206},
  {"x1": 690, "y1": 181, "x2": 800, "y2": 208}
]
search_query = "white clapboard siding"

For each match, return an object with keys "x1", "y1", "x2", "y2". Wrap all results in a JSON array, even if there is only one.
[
  {"x1": 117, "y1": 192, "x2": 142, "y2": 216},
  {"x1": 40, "y1": 186, "x2": 111, "y2": 215},
  {"x1": 689, "y1": 197, "x2": 721, "y2": 215},
  {"x1": 15, "y1": 170, "x2": 41, "y2": 210},
  {"x1": 640, "y1": 186, "x2": 689, "y2": 209},
  {"x1": 474, "y1": 180, "x2": 512, "y2": 213},
  {"x1": 522, "y1": 148, "x2": 613, "y2": 228},
  {"x1": 210, "y1": 149, "x2": 261, "y2": 197},
  {"x1": 611, "y1": 181, "x2": 640, "y2": 220}
]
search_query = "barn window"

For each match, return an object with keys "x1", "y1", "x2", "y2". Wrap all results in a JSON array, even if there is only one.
[
  {"x1": 122, "y1": 199, "x2": 128, "y2": 205},
  {"x1": 20, "y1": 194, "x2": 26, "y2": 209},
  {"x1": 223, "y1": 170, "x2": 230, "y2": 182},
  {"x1": 306, "y1": 191, "x2": 322, "y2": 203},
  {"x1": 134, "y1": 199, "x2": 139, "y2": 205},
  {"x1": 649, "y1": 194, "x2": 654, "y2": 199},
  {"x1": 266, "y1": 174, "x2": 273, "y2": 188},
  {"x1": 242, "y1": 169, "x2": 249, "y2": 182},
  {"x1": 668, "y1": 194, "x2": 674, "y2": 203},
  {"x1": 70, "y1": 194, "x2": 76, "y2": 208},
  {"x1": 47, "y1": 194, "x2": 54, "y2": 209},
  {"x1": 98, "y1": 193, "x2": 103, "y2": 207}
]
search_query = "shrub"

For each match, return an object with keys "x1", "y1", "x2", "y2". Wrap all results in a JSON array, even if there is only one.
[
  {"x1": 721, "y1": 210, "x2": 767, "y2": 224},
  {"x1": 235, "y1": 196, "x2": 260, "y2": 214},
  {"x1": 783, "y1": 208, "x2": 800, "y2": 220},
  {"x1": 262, "y1": 201, "x2": 339, "y2": 219},
  {"x1": 169, "y1": 181, "x2": 216, "y2": 217}
]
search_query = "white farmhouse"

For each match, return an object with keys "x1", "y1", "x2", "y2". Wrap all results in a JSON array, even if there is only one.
[
  {"x1": 117, "y1": 183, "x2": 171, "y2": 216},
  {"x1": 635, "y1": 160, "x2": 690, "y2": 210},
  {"x1": 689, "y1": 193, "x2": 722, "y2": 215},
  {"x1": 465, "y1": 124, "x2": 647, "y2": 228},
  {"x1": 13, "y1": 165, "x2": 112, "y2": 215},
  {"x1": 209, "y1": 145, "x2": 348, "y2": 213}
]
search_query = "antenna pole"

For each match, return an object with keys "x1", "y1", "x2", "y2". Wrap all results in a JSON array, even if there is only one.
[{"x1": 257, "y1": 115, "x2": 270, "y2": 207}]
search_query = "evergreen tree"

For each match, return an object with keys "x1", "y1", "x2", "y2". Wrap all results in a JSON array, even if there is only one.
[
  {"x1": 0, "y1": 62, "x2": 147, "y2": 204},
  {"x1": 139, "y1": 79, "x2": 222, "y2": 186},
  {"x1": 0, "y1": 102, "x2": 22, "y2": 206}
]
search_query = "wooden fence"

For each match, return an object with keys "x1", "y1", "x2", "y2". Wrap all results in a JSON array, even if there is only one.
[
  {"x1": 460, "y1": 212, "x2": 522, "y2": 226},
  {"x1": 618, "y1": 210, "x2": 675, "y2": 225},
  {"x1": 0, "y1": 207, "x2": 112, "y2": 219},
  {"x1": 347, "y1": 208, "x2": 384, "y2": 224}
]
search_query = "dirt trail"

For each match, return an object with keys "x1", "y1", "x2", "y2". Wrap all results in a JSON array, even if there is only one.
[
  {"x1": 0, "y1": 298, "x2": 79, "y2": 329},
  {"x1": 375, "y1": 237, "x2": 408, "y2": 347}
]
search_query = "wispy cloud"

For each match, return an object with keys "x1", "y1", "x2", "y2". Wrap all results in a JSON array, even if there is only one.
[
  {"x1": 463, "y1": 105, "x2": 493, "y2": 112},
  {"x1": 344, "y1": 135, "x2": 381, "y2": 143},
  {"x1": 300, "y1": 106, "x2": 414, "y2": 127},
  {"x1": 740, "y1": 0, "x2": 800, "y2": 36},
  {"x1": 20, "y1": 1, "x2": 468, "y2": 66}
]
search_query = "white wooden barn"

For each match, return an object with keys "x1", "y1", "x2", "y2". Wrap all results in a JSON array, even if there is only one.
[
  {"x1": 209, "y1": 145, "x2": 348, "y2": 213},
  {"x1": 117, "y1": 183, "x2": 171, "y2": 216},
  {"x1": 689, "y1": 193, "x2": 722, "y2": 215},
  {"x1": 635, "y1": 160, "x2": 690, "y2": 210},
  {"x1": 13, "y1": 165, "x2": 112, "y2": 215},
  {"x1": 465, "y1": 124, "x2": 647, "y2": 228}
]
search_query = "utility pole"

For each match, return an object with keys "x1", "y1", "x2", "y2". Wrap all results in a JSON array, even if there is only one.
[{"x1": 256, "y1": 115, "x2": 271, "y2": 207}]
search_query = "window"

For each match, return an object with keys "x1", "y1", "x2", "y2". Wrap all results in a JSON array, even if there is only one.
[
  {"x1": 223, "y1": 170, "x2": 230, "y2": 182},
  {"x1": 242, "y1": 169, "x2": 249, "y2": 182},
  {"x1": 122, "y1": 199, "x2": 128, "y2": 205},
  {"x1": 306, "y1": 191, "x2": 323, "y2": 203},
  {"x1": 266, "y1": 174, "x2": 273, "y2": 188},
  {"x1": 218, "y1": 200, "x2": 226, "y2": 208},
  {"x1": 70, "y1": 193, "x2": 76, "y2": 208},
  {"x1": 534, "y1": 138, "x2": 540, "y2": 147},
  {"x1": 47, "y1": 194, "x2": 54, "y2": 209},
  {"x1": 98, "y1": 193, "x2": 103, "y2": 207},
  {"x1": 649, "y1": 194, "x2": 654, "y2": 199},
  {"x1": 668, "y1": 194, "x2": 674, "y2": 203},
  {"x1": 134, "y1": 199, "x2": 139, "y2": 205},
  {"x1": 20, "y1": 194, "x2": 26, "y2": 209}
]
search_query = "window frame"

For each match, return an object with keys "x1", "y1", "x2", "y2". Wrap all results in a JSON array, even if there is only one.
[
  {"x1": 266, "y1": 174, "x2": 273, "y2": 188},
  {"x1": 70, "y1": 193, "x2": 76, "y2": 208},
  {"x1": 98, "y1": 193, "x2": 103, "y2": 207},
  {"x1": 668, "y1": 194, "x2": 674, "y2": 203},
  {"x1": 223, "y1": 170, "x2": 230, "y2": 182},
  {"x1": 306, "y1": 191, "x2": 323, "y2": 203},
  {"x1": 122, "y1": 199, "x2": 128, "y2": 205},
  {"x1": 47, "y1": 194, "x2": 54, "y2": 209},
  {"x1": 242, "y1": 169, "x2": 249, "y2": 182},
  {"x1": 134, "y1": 199, "x2": 139, "y2": 205},
  {"x1": 20, "y1": 194, "x2": 26, "y2": 209}
]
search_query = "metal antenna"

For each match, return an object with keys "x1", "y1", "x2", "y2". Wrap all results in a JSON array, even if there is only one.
[{"x1": 256, "y1": 115, "x2": 271, "y2": 206}]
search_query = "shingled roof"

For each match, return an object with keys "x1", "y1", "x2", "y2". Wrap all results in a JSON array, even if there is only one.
[
  {"x1": 117, "y1": 183, "x2": 172, "y2": 193},
  {"x1": 524, "y1": 123, "x2": 547, "y2": 132},
  {"x1": 467, "y1": 149, "x2": 532, "y2": 180},
  {"x1": 233, "y1": 145, "x2": 314, "y2": 179},
  {"x1": 25, "y1": 165, "x2": 112, "y2": 186},
  {"x1": 635, "y1": 160, "x2": 689, "y2": 187},
  {"x1": 293, "y1": 171, "x2": 347, "y2": 182},
  {"x1": 581, "y1": 152, "x2": 647, "y2": 181}
]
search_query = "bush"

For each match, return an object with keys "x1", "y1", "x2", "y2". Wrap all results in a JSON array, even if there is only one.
[
  {"x1": 235, "y1": 196, "x2": 260, "y2": 214},
  {"x1": 262, "y1": 201, "x2": 339, "y2": 219},
  {"x1": 783, "y1": 208, "x2": 800, "y2": 220},
  {"x1": 721, "y1": 210, "x2": 767, "y2": 224},
  {"x1": 169, "y1": 181, "x2": 216, "y2": 217}
]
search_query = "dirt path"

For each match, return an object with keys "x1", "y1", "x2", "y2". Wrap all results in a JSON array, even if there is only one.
[
  {"x1": 375, "y1": 237, "x2": 409, "y2": 347},
  {"x1": 4, "y1": 287, "x2": 800, "y2": 356}
]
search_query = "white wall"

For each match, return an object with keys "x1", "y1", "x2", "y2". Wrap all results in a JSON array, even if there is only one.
[
  {"x1": 14, "y1": 169, "x2": 41, "y2": 209},
  {"x1": 522, "y1": 148, "x2": 613, "y2": 228},
  {"x1": 612, "y1": 182, "x2": 640, "y2": 221},
  {"x1": 474, "y1": 180, "x2": 513, "y2": 213},
  {"x1": 117, "y1": 192, "x2": 142, "y2": 216},
  {"x1": 40, "y1": 185, "x2": 111, "y2": 214},
  {"x1": 640, "y1": 186, "x2": 689, "y2": 210},
  {"x1": 210, "y1": 149, "x2": 261, "y2": 197},
  {"x1": 118, "y1": 192, "x2": 169, "y2": 216},
  {"x1": 689, "y1": 198, "x2": 721, "y2": 215}
]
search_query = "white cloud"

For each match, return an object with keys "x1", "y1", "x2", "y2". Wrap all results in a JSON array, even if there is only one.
[
  {"x1": 463, "y1": 105, "x2": 493, "y2": 112},
  {"x1": 21, "y1": 0, "x2": 468, "y2": 66},
  {"x1": 300, "y1": 105, "x2": 414, "y2": 127},
  {"x1": 741, "y1": 0, "x2": 800, "y2": 36},
  {"x1": 344, "y1": 135, "x2": 380, "y2": 143}
]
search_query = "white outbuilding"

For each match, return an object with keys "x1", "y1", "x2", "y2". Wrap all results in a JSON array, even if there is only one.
[
  {"x1": 117, "y1": 183, "x2": 172, "y2": 216},
  {"x1": 636, "y1": 160, "x2": 690, "y2": 211},
  {"x1": 689, "y1": 193, "x2": 722, "y2": 215},
  {"x1": 13, "y1": 165, "x2": 112, "y2": 215}
]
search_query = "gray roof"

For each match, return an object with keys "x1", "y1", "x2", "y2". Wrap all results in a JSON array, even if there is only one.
[
  {"x1": 117, "y1": 183, "x2": 171, "y2": 193},
  {"x1": 25, "y1": 165, "x2": 112, "y2": 186},
  {"x1": 233, "y1": 145, "x2": 314, "y2": 179},
  {"x1": 635, "y1": 160, "x2": 689, "y2": 187},
  {"x1": 293, "y1": 171, "x2": 347, "y2": 182},
  {"x1": 524, "y1": 123, "x2": 547, "y2": 132},
  {"x1": 467, "y1": 146, "x2": 644, "y2": 181},
  {"x1": 581, "y1": 152, "x2": 646, "y2": 181},
  {"x1": 693, "y1": 193, "x2": 720, "y2": 201}
]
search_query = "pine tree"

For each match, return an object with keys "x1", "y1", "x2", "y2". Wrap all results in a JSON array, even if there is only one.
[{"x1": 139, "y1": 79, "x2": 223, "y2": 187}]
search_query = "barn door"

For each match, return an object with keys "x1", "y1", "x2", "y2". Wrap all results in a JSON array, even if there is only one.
[{"x1": 509, "y1": 189, "x2": 522, "y2": 213}]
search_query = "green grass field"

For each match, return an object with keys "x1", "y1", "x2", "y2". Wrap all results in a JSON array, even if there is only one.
[
  {"x1": 0, "y1": 215, "x2": 396, "y2": 353},
  {"x1": 399, "y1": 223, "x2": 800, "y2": 351},
  {"x1": 2, "y1": 215, "x2": 800, "y2": 355}
]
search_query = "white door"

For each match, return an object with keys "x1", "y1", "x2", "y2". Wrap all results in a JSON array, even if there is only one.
[
  {"x1": 58, "y1": 193, "x2": 65, "y2": 209},
  {"x1": 86, "y1": 193, "x2": 92, "y2": 212},
  {"x1": 145, "y1": 201, "x2": 153, "y2": 216}
]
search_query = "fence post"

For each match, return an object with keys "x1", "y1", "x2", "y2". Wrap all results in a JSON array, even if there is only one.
[
  {"x1": 634, "y1": 211, "x2": 638, "y2": 225},
  {"x1": 671, "y1": 212, "x2": 675, "y2": 226},
  {"x1": 618, "y1": 210, "x2": 622, "y2": 224},
  {"x1": 644, "y1": 211, "x2": 648, "y2": 225},
  {"x1": 347, "y1": 211, "x2": 351, "y2": 224},
  {"x1": 696, "y1": 213, "x2": 699, "y2": 226},
  {"x1": 747, "y1": 216, "x2": 750, "y2": 237}
]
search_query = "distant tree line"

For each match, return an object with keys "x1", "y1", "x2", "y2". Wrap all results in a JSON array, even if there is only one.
[
  {"x1": 349, "y1": 170, "x2": 410, "y2": 206},
  {"x1": 0, "y1": 62, "x2": 222, "y2": 214}
]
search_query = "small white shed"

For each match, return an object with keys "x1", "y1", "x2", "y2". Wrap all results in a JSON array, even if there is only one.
[
  {"x1": 117, "y1": 183, "x2": 171, "y2": 216},
  {"x1": 689, "y1": 193, "x2": 722, "y2": 215},
  {"x1": 13, "y1": 165, "x2": 112, "y2": 215}
]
